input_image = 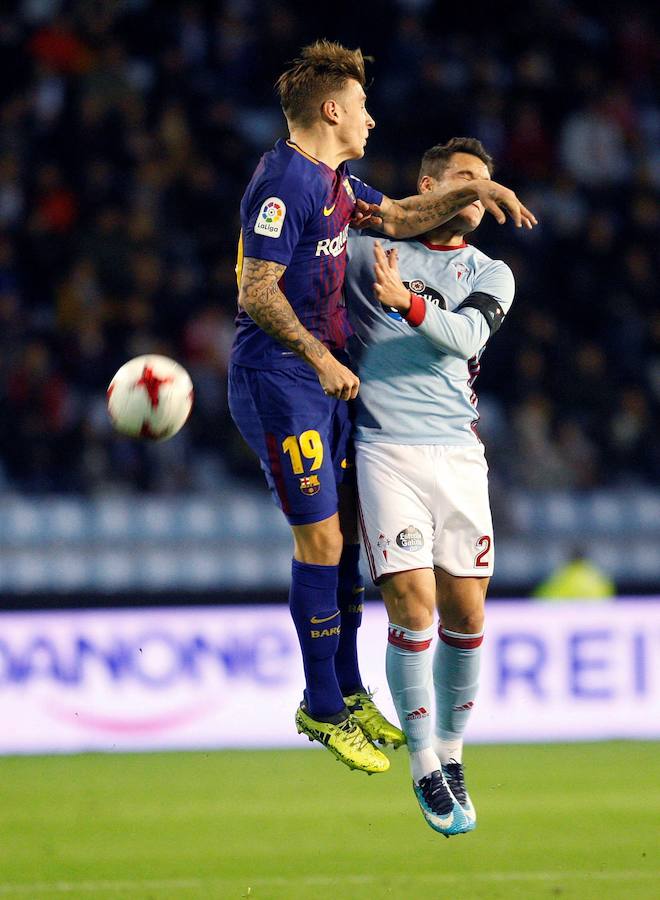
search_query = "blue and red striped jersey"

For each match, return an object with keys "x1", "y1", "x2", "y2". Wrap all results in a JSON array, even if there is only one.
[{"x1": 231, "y1": 139, "x2": 383, "y2": 368}]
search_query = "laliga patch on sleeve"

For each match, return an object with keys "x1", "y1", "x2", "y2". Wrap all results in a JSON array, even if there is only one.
[{"x1": 254, "y1": 197, "x2": 287, "y2": 238}]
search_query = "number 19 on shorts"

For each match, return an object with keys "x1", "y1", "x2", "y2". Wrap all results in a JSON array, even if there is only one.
[{"x1": 282, "y1": 430, "x2": 324, "y2": 473}]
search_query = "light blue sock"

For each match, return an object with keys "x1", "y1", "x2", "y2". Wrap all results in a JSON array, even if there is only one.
[
  {"x1": 432, "y1": 625, "x2": 484, "y2": 764},
  {"x1": 386, "y1": 622, "x2": 436, "y2": 753}
]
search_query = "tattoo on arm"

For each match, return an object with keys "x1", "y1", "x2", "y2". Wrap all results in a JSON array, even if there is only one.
[
  {"x1": 381, "y1": 188, "x2": 480, "y2": 237},
  {"x1": 238, "y1": 257, "x2": 328, "y2": 365}
]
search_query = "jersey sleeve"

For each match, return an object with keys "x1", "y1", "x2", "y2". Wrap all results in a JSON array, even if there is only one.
[
  {"x1": 471, "y1": 260, "x2": 515, "y2": 315},
  {"x1": 407, "y1": 260, "x2": 515, "y2": 359},
  {"x1": 241, "y1": 174, "x2": 314, "y2": 267},
  {"x1": 348, "y1": 174, "x2": 384, "y2": 207}
]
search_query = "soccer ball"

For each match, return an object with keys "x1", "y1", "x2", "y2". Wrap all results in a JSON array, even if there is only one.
[{"x1": 107, "y1": 355, "x2": 193, "y2": 441}]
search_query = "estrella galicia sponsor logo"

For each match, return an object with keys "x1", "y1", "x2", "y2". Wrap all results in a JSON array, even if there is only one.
[
  {"x1": 403, "y1": 279, "x2": 446, "y2": 309},
  {"x1": 396, "y1": 525, "x2": 424, "y2": 551}
]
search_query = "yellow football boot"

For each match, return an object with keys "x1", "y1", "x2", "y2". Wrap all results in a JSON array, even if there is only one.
[
  {"x1": 295, "y1": 704, "x2": 390, "y2": 773},
  {"x1": 343, "y1": 690, "x2": 406, "y2": 749}
]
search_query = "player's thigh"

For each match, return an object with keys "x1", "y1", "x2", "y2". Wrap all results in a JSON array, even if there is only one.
[
  {"x1": 228, "y1": 363, "x2": 343, "y2": 527},
  {"x1": 380, "y1": 567, "x2": 436, "y2": 631},
  {"x1": 434, "y1": 567, "x2": 488, "y2": 634},
  {"x1": 356, "y1": 442, "x2": 435, "y2": 584},
  {"x1": 433, "y1": 445, "x2": 494, "y2": 578}
]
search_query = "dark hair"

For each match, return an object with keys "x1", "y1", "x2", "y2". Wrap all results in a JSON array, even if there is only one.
[
  {"x1": 275, "y1": 40, "x2": 370, "y2": 128},
  {"x1": 418, "y1": 137, "x2": 494, "y2": 188}
]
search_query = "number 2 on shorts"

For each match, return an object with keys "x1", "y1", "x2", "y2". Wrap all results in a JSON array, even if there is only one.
[
  {"x1": 475, "y1": 535, "x2": 491, "y2": 568},
  {"x1": 282, "y1": 430, "x2": 324, "y2": 474}
]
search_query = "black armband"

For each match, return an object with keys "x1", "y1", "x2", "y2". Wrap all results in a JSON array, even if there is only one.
[{"x1": 456, "y1": 292, "x2": 505, "y2": 335}]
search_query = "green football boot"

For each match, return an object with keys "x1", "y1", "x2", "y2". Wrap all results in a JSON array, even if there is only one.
[
  {"x1": 295, "y1": 704, "x2": 390, "y2": 773},
  {"x1": 343, "y1": 690, "x2": 406, "y2": 749}
]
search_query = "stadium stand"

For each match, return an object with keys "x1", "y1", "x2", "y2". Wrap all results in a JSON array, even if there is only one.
[{"x1": 0, "y1": 1, "x2": 657, "y2": 596}]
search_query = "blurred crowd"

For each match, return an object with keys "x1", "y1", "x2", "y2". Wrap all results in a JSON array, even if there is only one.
[{"x1": 0, "y1": 0, "x2": 658, "y2": 494}]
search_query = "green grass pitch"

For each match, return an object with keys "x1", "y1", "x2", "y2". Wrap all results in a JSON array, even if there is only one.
[{"x1": 0, "y1": 742, "x2": 657, "y2": 899}]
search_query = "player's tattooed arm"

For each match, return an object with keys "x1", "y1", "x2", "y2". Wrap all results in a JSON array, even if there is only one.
[
  {"x1": 239, "y1": 257, "x2": 360, "y2": 400},
  {"x1": 352, "y1": 182, "x2": 537, "y2": 237},
  {"x1": 239, "y1": 257, "x2": 325, "y2": 362}
]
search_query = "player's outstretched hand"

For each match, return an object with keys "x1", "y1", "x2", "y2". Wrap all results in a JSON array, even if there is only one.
[
  {"x1": 473, "y1": 180, "x2": 537, "y2": 228},
  {"x1": 351, "y1": 198, "x2": 383, "y2": 230},
  {"x1": 315, "y1": 353, "x2": 360, "y2": 401},
  {"x1": 372, "y1": 242, "x2": 411, "y2": 313}
]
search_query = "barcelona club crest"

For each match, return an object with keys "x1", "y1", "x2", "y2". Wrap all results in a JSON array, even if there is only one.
[
  {"x1": 343, "y1": 177, "x2": 356, "y2": 202},
  {"x1": 299, "y1": 475, "x2": 321, "y2": 495}
]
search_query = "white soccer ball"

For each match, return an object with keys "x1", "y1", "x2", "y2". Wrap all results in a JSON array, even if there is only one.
[{"x1": 107, "y1": 354, "x2": 193, "y2": 441}]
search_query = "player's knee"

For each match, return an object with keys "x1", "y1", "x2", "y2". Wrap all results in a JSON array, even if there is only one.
[
  {"x1": 392, "y1": 608, "x2": 434, "y2": 631},
  {"x1": 442, "y1": 607, "x2": 485, "y2": 635},
  {"x1": 293, "y1": 519, "x2": 343, "y2": 565},
  {"x1": 381, "y1": 576, "x2": 434, "y2": 631}
]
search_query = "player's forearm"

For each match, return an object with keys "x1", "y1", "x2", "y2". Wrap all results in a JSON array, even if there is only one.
[
  {"x1": 407, "y1": 305, "x2": 489, "y2": 359},
  {"x1": 239, "y1": 259, "x2": 329, "y2": 367},
  {"x1": 380, "y1": 188, "x2": 481, "y2": 238}
]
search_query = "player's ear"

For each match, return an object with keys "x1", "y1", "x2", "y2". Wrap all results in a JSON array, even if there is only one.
[
  {"x1": 321, "y1": 98, "x2": 341, "y2": 124},
  {"x1": 418, "y1": 175, "x2": 434, "y2": 194}
]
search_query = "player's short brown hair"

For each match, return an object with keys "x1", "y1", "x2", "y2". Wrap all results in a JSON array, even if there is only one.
[
  {"x1": 418, "y1": 137, "x2": 494, "y2": 187},
  {"x1": 275, "y1": 40, "x2": 370, "y2": 128}
]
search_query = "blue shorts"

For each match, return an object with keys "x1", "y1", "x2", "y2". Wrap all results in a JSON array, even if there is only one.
[{"x1": 228, "y1": 362, "x2": 354, "y2": 526}]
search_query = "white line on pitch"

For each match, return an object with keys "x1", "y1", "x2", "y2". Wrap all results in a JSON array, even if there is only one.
[{"x1": 0, "y1": 870, "x2": 658, "y2": 894}]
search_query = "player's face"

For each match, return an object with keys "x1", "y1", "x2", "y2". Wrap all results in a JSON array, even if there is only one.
[
  {"x1": 335, "y1": 79, "x2": 375, "y2": 159},
  {"x1": 426, "y1": 153, "x2": 491, "y2": 232}
]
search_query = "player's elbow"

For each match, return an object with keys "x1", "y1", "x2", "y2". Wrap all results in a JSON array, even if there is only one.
[
  {"x1": 445, "y1": 340, "x2": 482, "y2": 361},
  {"x1": 457, "y1": 335, "x2": 484, "y2": 360},
  {"x1": 238, "y1": 288, "x2": 256, "y2": 316},
  {"x1": 451, "y1": 313, "x2": 490, "y2": 359},
  {"x1": 435, "y1": 328, "x2": 483, "y2": 359}
]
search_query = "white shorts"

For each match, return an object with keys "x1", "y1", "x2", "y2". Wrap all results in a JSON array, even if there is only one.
[{"x1": 356, "y1": 442, "x2": 494, "y2": 582}]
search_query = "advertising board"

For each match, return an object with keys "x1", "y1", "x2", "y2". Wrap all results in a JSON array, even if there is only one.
[{"x1": 0, "y1": 601, "x2": 658, "y2": 753}]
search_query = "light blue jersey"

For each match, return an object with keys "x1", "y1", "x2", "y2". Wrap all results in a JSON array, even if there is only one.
[{"x1": 345, "y1": 231, "x2": 515, "y2": 445}]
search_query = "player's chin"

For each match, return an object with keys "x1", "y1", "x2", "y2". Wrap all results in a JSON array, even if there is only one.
[{"x1": 458, "y1": 209, "x2": 483, "y2": 231}]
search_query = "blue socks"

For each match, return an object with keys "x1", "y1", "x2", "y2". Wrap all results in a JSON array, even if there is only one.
[
  {"x1": 334, "y1": 543, "x2": 365, "y2": 695},
  {"x1": 289, "y1": 559, "x2": 344, "y2": 719}
]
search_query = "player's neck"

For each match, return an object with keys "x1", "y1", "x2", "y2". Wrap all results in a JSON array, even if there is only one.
[
  {"x1": 287, "y1": 127, "x2": 348, "y2": 171},
  {"x1": 423, "y1": 227, "x2": 468, "y2": 248}
]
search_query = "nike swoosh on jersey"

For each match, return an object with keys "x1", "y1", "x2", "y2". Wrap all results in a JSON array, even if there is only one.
[
  {"x1": 310, "y1": 611, "x2": 340, "y2": 624},
  {"x1": 323, "y1": 204, "x2": 336, "y2": 216},
  {"x1": 352, "y1": 585, "x2": 365, "y2": 595}
]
